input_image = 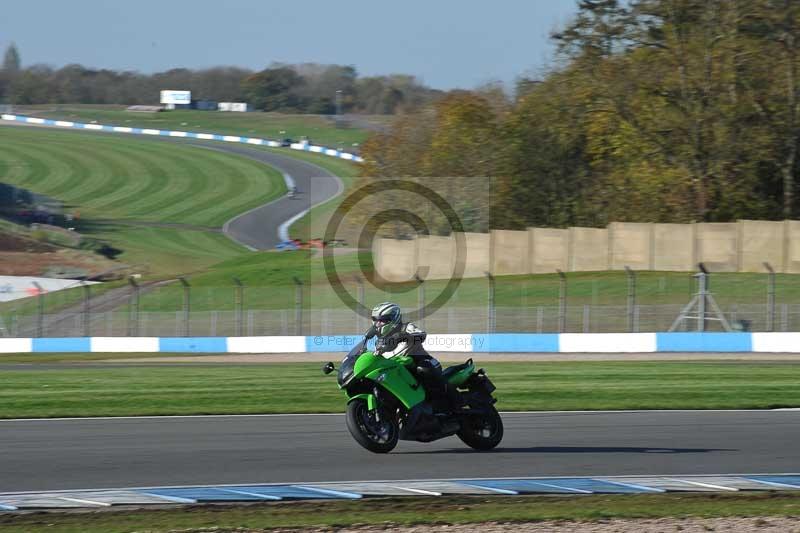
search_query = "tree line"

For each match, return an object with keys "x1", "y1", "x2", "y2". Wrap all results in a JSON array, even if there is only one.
[
  {"x1": 0, "y1": 44, "x2": 441, "y2": 115},
  {"x1": 361, "y1": 0, "x2": 800, "y2": 228}
]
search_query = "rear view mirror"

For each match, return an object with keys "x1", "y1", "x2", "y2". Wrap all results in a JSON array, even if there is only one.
[{"x1": 322, "y1": 362, "x2": 335, "y2": 375}]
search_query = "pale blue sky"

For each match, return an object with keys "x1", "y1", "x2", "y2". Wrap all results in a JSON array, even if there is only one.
[{"x1": 0, "y1": 1, "x2": 579, "y2": 89}]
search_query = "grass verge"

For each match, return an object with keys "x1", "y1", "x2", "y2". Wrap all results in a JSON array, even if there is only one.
[
  {"x1": 1, "y1": 493, "x2": 800, "y2": 533},
  {"x1": 0, "y1": 360, "x2": 798, "y2": 418},
  {"x1": 20, "y1": 105, "x2": 375, "y2": 148}
]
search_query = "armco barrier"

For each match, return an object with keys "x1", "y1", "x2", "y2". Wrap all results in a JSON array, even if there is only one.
[
  {"x1": 2, "y1": 333, "x2": 800, "y2": 353},
  {"x1": 0, "y1": 114, "x2": 364, "y2": 163}
]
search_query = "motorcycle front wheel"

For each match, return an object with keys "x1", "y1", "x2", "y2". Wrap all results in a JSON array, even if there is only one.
[
  {"x1": 345, "y1": 398, "x2": 399, "y2": 453},
  {"x1": 457, "y1": 405, "x2": 503, "y2": 451}
]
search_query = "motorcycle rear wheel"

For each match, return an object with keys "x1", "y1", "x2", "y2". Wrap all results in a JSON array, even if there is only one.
[
  {"x1": 346, "y1": 399, "x2": 399, "y2": 453},
  {"x1": 457, "y1": 405, "x2": 503, "y2": 451}
]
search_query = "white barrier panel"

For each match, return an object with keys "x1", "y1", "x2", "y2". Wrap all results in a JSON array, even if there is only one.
[
  {"x1": 751, "y1": 332, "x2": 800, "y2": 353},
  {"x1": 90, "y1": 337, "x2": 160, "y2": 353},
  {"x1": 0, "y1": 338, "x2": 32, "y2": 353},
  {"x1": 424, "y1": 334, "x2": 474, "y2": 352},
  {"x1": 559, "y1": 333, "x2": 657, "y2": 353},
  {"x1": 227, "y1": 336, "x2": 306, "y2": 353}
]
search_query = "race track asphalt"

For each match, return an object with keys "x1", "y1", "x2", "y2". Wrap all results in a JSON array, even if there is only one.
[
  {"x1": 2, "y1": 410, "x2": 798, "y2": 493},
  {"x1": 186, "y1": 142, "x2": 342, "y2": 250}
]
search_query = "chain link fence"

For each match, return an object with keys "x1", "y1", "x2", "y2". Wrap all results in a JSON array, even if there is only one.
[{"x1": 2, "y1": 269, "x2": 798, "y2": 338}]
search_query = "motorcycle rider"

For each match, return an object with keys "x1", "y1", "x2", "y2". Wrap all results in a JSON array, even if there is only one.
[{"x1": 369, "y1": 302, "x2": 461, "y2": 412}]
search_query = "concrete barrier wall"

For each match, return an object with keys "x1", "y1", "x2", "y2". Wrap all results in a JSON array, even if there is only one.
[
  {"x1": 458, "y1": 232, "x2": 491, "y2": 278},
  {"x1": 609, "y1": 222, "x2": 651, "y2": 270},
  {"x1": 739, "y1": 220, "x2": 784, "y2": 273},
  {"x1": 416, "y1": 235, "x2": 455, "y2": 280},
  {"x1": 696, "y1": 222, "x2": 739, "y2": 272},
  {"x1": 529, "y1": 228, "x2": 569, "y2": 273},
  {"x1": 786, "y1": 221, "x2": 800, "y2": 273},
  {"x1": 569, "y1": 227, "x2": 609, "y2": 271},
  {"x1": 653, "y1": 223, "x2": 694, "y2": 271},
  {"x1": 375, "y1": 219, "x2": 800, "y2": 279},
  {"x1": 490, "y1": 230, "x2": 529, "y2": 275},
  {"x1": 374, "y1": 238, "x2": 417, "y2": 282},
  {"x1": 2, "y1": 332, "x2": 793, "y2": 353}
]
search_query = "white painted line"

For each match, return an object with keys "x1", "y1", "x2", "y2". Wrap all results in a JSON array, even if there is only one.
[
  {"x1": 391, "y1": 486, "x2": 442, "y2": 496},
  {"x1": 142, "y1": 129, "x2": 160, "y2": 135},
  {"x1": 58, "y1": 496, "x2": 111, "y2": 507},
  {"x1": 4, "y1": 473, "x2": 800, "y2": 501},
  {"x1": 527, "y1": 481, "x2": 592, "y2": 494},
  {"x1": 665, "y1": 478, "x2": 738, "y2": 492},
  {"x1": 169, "y1": 131, "x2": 188, "y2": 137},
  {"x1": 138, "y1": 492, "x2": 197, "y2": 504},
  {"x1": 113, "y1": 126, "x2": 132, "y2": 133},
  {"x1": 84, "y1": 123, "x2": 103, "y2": 130},
  {"x1": 459, "y1": 483, "x2": 518, "y2": 495},
  {"x1": 277, "y1": 208, "x2": 309, "y2": 242},
  {"x1": 223, "y1": 135, "x2": 241, "y2": 142},
  {"x1": 54, "y1": 121, "x2": 74, "y2": 127},
  {"x1": 197, "y1": 133, "x2": 214, "y2": 140},
  {"x1": 26, "y1": 117, "x2": 45, "y2": 124},
  {"x1": 294, "y1": 485, "x2": 362, "y2": 499},
  {"x1": 596, "y1": 479, "x2": 665, "y2": 493},
  {"x1": 3, "y1": 408, "x2": 800, "y2": 423},
  {"x1": 0, "y1": 413, "x2": 343, "y2": 422},
  {"x1": 218, "y1": 488, "x2": 281, "y2": 500}
]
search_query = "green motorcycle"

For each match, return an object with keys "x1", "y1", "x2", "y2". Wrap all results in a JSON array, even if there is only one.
[{"x1": 323, "y1": 336, "x2": 503, "y2": 453}]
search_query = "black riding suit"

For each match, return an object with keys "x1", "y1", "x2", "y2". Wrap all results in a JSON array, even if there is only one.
[{"x1": 374, "y1": 323, "x2": 453, "y2": 409}]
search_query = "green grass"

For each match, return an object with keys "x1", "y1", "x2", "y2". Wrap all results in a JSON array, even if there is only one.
[
  {"x1": 20, "y1": 105, "x2": 374, "y2": 149},
  {"x1": 0, "y1": 126, "x2": 292, "y2": 276},
  {"x1": 1, "y1": 492, "x2": 800, "y2": 533},
  {"x1": 0, "y1": 361, "x2": 798, "y2": 418},
  {"x1": 0, "y1": 127, "x2": 285, "y2": 227}
]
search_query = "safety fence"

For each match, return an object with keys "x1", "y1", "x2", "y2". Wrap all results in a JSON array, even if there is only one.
[
  {"x1": 5, "y1": 304, "x2": 800, "y2": 339},
  {"x1": 0, "y1": 114, "x2": 364, "y2": 162},
  {"x1": 3, "y1": 267, "x2": 800, "y2": 338}
]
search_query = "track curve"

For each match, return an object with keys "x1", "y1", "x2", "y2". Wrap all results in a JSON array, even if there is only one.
[
  {"x1": 0, "y1": 122, "x2": 345, "y2": 251},
  {"x1": 2, "y1": 410, "x2": 798, "y2": 493},
  {"x1": 185, "y1": 142, "x2": 342, "y2": 250}
]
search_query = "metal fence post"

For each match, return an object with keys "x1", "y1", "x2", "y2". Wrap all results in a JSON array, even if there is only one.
[
  {"x1": 179, "y1": 277, "x2": 190, "y2": 337},
  {"x1": 356, "y1": 277, "x2": 365, "y2": 333},
  {"x1": 233, "y1": 277, "x2": 244, "y2": 337},
  {"x1": 764, "y1": 262, "x2": 776, "y2": 332},
  {"x1": 293, "y1": 277, "x2": 303, "y2": 336},
  {"x1": 485, "y1": 272, "x2": 495, "y2": 334},
  {"x1": 697, "y1": 264, "x2": 708, "y2": 332},
  {"x1": 625, "y1": 266, "x2": 636, "y2": 333},
  {"x1": 415, "y1": 274, "x2": 425, "y2": 330},
  {"x1": 128, "y1": 276, "x2": 140, "y2": 337},
  {"x1": 33, "y1": 282, "x2": 44, "y2": 338},
  {"x1": 82, "y1": 281, "x2": 91, "y2": 337},
  {"x1": 557, "y1": 270, "x2": 567, "y2": 333}
]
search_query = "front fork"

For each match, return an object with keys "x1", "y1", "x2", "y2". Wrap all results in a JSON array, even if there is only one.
[
  {"x1": 372, "y1": 387, "x2": 381, "y2": 421},
  {"x1": 347, "y1": 392, "x2": 379, "y2": 417}
]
